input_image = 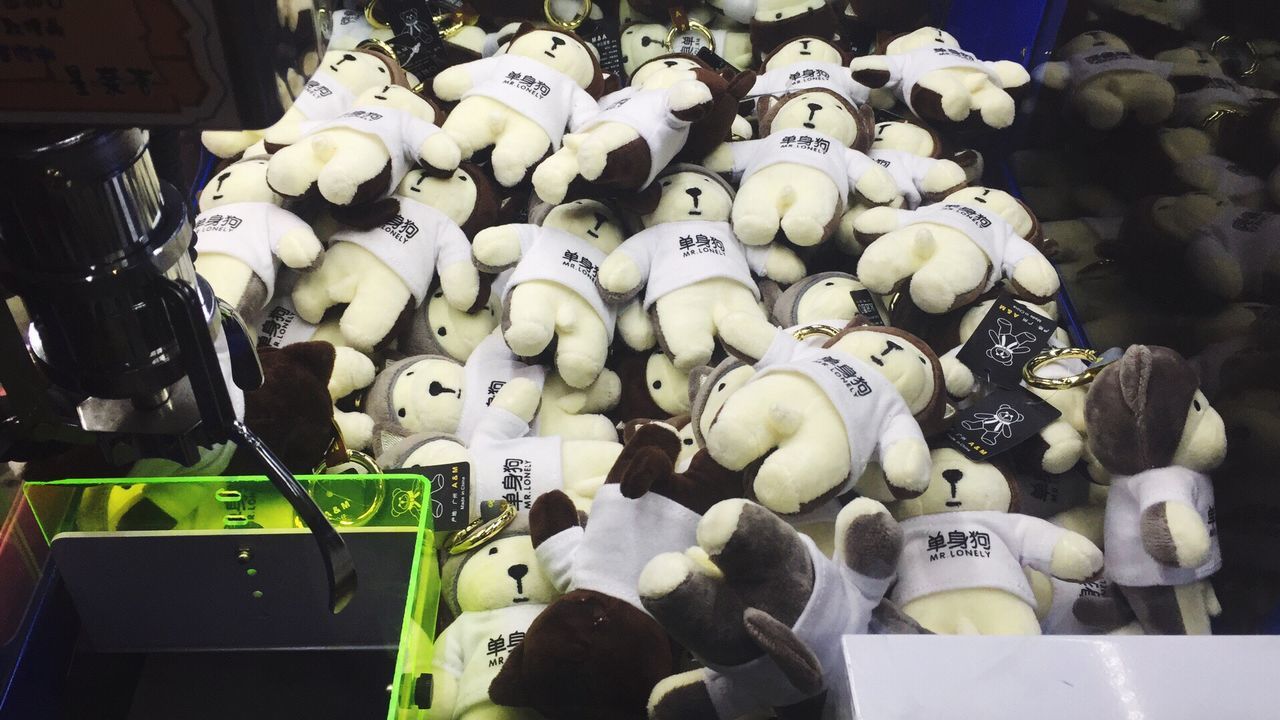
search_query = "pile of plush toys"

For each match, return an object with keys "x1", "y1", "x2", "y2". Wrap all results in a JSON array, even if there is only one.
[{"x1": 23, "y1": 0, "x2": 1259, "y2": 718}]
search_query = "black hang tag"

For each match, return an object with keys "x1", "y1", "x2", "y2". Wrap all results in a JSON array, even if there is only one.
[
  {"x1": 579, "y1": 17, "x2": 625, "y2": 81},
  {"x1": 850, "y1": 289, "x2": 885, "y2": 326},
  {"x1": 696, "y1": 46, "x2": 739, "y2": 76},
  {"x1": 382, "y1": 0, "x2": 450, "y2": 78},
  {"x1": 945, "y1": 386, "x2": 1061, "y2": 462},
  {"x1": 954, "y1": 293, "x2": 1057, "y2": 388},
  {"x1": 392, "y1": 461, "x2": 471, "y2": 531}
]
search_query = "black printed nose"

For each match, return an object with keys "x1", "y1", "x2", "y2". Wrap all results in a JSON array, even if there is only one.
[
  {"x1": 550, "y1": 36, "x2": 566, "y2": 49},
  {"x1": 214, "y1": 172, "x2": 231, "y2": 191},
  {"x1": 663, "y1": 58, "x2": 676, "y2": 65},
  {"x1": 686, "y1": 187, "x2": 702, "y2": 199},
  {"x1": 428, "y1": 381, "x2": 458, "y2": 397},
  {"x1": 806, "y1": 103, "x2": 822, "y2": 113},
  {"x1": 508, "y1": 564, "x2": 528, "y2": 582},
  {"x1": 942, "y1": 469, "x2": 963, "y2": 496}
]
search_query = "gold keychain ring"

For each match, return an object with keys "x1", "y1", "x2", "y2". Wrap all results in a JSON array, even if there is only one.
[
  {"x1": 545, "y1": 0, "x2": 592, "y2": 30},
  {"x1": 1210, "y1": 34, "x2": 1259, "y2": 77},
  {"x1": 444, "y1": 500, "x2": 518, "y2": 555},
  {"x1": 365, "y1": 0, "x2": 390, "y2": 29},
  {"x1": 664, "y1": 20, "x2": 715, "y2": 52},
  {"x1": 1023, "y1": 347, "x2": 1108, "y2": 390},
  {"x1": 792, "y1": 324, "x2": 840, "y2": 341}
]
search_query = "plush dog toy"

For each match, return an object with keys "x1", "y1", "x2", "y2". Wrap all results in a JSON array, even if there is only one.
[
  {"x1": 705, "y1": 88, "x2": 898, "y2": 248},
  {"x1": 202, "y1": 48, "x2": 404, "y2": 158},
  {"x1": 849, "y1": 27, "x2": 1031, "y2": 131},
  {"x1": 1085, "y1": 345, "x2": 1226, "y2": 634},
  {"x1": 889, "y1": 446, "x2": 1105, "y2": 634},
  {"x1": 639, "y1": 496, "x2": 903, "y2": 718},
  {"x1": 854, "y1": 186, "x2": 1058, "y2": 314},
  {"x1": 432, "y1": 26, "x2": 606, "y2": 187},
  {"x1": 454, "y1": 328, "x2": 622, "y2": 444},
  {"x1": 291, "y1": 168, "x2": 481, "y2": 353},
  {"x1": 620, "y1": 24, "x2": 754, "y2": 78},
  {"x1": 488, "y1": 423, "x2": 740, "y2": 719},
  {"x1": 267, "y1": 85, "x2": 461, "y2": 209},
  {"x1": 703, "y1": 322, "x2": 935, "y2": 516},
  {"x1": 474, "y1": 199, "x2": 644, "y2": 388},
  {"x1": 427, "y1": 523, "x2": 560, "y2": 720},
  {"x1": 706, "y1": 0, "x2": 840, "y2": 57},
  {"x1": 192, "y1": 155, "x2": 324, "y2": 318},
  {"x1": 769, "y1": 271, "x2": 876, "y2": 328},
  {"x1": 596, "y1": 165, "x2": 805, "y2": 370},
  {"x1": 533, "y1": 54, "x2": 756, "y2": 204},
  {"x1": 746, "y1": 36, "x2": 871, "y2": 107},
  {"x1": 1036, "y1": 31, "x2": 1176, "y2": 130},
  {"x1": 378, "y1": 377, "x2": 622, "y2": 514}
]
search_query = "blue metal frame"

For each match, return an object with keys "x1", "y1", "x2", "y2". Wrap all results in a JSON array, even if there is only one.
[{"x1": 943, "y1": 0, "x2": 1090, "y2": 347}]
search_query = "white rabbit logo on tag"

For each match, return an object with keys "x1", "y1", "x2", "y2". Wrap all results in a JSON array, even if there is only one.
[{"x1": 985, "y1": 317, "x2": 1036, "y2": 367}]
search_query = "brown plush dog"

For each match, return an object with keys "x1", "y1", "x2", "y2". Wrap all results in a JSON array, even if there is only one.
[{"x1": 488, "y1": 423, "x2": 740, "y2": 719}]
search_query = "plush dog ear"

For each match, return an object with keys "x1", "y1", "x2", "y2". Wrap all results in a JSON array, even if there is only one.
[
  {"x1": 614, "y1": 183, "x2": 662, "y2": 216},
  {"x1": 854, "y1": 102, "x2": 877, "y2": 153},
  {"x1": 331, "y1": 196, "x2": 402, "y2": 230}
]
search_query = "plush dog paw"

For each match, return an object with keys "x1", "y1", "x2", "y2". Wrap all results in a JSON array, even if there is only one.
[
  {"x1": 763, "y1": 246, "x2": 807, "y2": 284},
  {"x1": 531, "y1": 153, "x2": 577, "y2": 204},
  {"x1": 855, "y1": 164, "x2": 901, "y2": 205},
  {"x1": 201, "y1": 129, "x2": 264, "y2": 159},
  {"x1": 835, "y1": 497, "x2": 902, "y2": 580},
  {"x1": 940, "y1": 354, "x2": 976, "y2": 398},
  {"x1": 1009, "y1": 255, "x2": 1061, "y2": 301},
  {"x1": 880, "y1": 438, "x2": 931, "y2": 497},
  {"x1": 328, "y1": 346, "x2": 376, "y2": 400},
  {"x1": 472, "y1": 225, "x2": 525, "y2": 271},
  {"x1": 734, "y1": 211, "x2": 782, "y2": 246},
  {"x1": 438, "y1": 262, "x2": 480, "y2": 311},
  {"x1": 504, "y1": 321, "x2": 555, "y2": 358},
  {"x1": 334, "y1": 410, "x2": 374, "y2": 451},
  {"x1": 597, "y1": 253, "x2": 644, "y2": 299},
  {"x1": 702, "y1": 142, "x2": 735, "y2": 173},
  {"x1": 780, "y1": 214, "x2": 828, "y2": 247},
  {"x1": 277, "y1": 228, "x2": 324, "y2": 270},
  {"x1": 420, "y1": 133, "x2": 462, "y2": 173},
  {"x1": 1142, "y1": 501, "x2": 1211, "y2": 568},
  {"x1": 491, "y1": 376, "x2": 542, "y2": 424},
  {"x1": 668, "y1": 80, "x2": 714, "y2": 120},
  {"x1": 617, "y1": 302, "x2": 657, "y2": 351},
  {"x1": 648, "y1": 669, "x2": 718, "y2": 720},
  {"x1": 431, "y1": 66, "x2": 471, "y2": 101},
  {"x1": 1038, "y1": 420, "x2": 1084, "y2": 475},
  {"x1": 1049, "y1": 531, "x2": 1104, "y2": 582}
]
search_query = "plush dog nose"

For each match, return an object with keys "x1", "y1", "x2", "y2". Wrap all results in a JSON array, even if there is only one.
[
  {"x1": 806, "y1": 103, "x2": 822, "y2": 113},
  {"x1": 685, "y1": 187, "x2": 702, "y2": 199},
  {"x1": 551, "y1": 36, "x2": 566, "y2": 48},
  {"x1": 508, "y1": 564, "x2": 528, "y2": 582}
]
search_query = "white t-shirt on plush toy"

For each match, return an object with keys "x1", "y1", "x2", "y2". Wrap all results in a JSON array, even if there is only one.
[
  {"x1": 505, "y1": 224, "x2": 618, "y2": 335},
  {"x1": 892, "y1": 511, "x2": 1071, "y2": 606},
  {"x1": 725, "y1": 131, "x2": 881, "y2": 201},
  {"x1": 469, "y1": 404, "x2": 563, "y2": 513},
  {"x1": 456, "y1": 330, "x2": 548, "y2": 443},
  {"x1": 586, "y1": 86, "x2": 698, "y2": 187},
  {"x1": 1104, "y1": 466, "x2": 1221, "y2": 587},
  {"x1": 329, "y1": 197, "x2": 473, "y2": 306},
  {"x1": 290, "y1": 69, "x2": 359, "y2": 122},
  {"x1": 869, "y1": 149, "x2": 945, "y2": 208},
  {"x1": 891, "y1": 201, "x2": 1043, "y2": 290},
  {"x1": 754, "y1": 342, "x2": 924, "y2": 484},
  {"x1": 749, "y1": 61, "x2": 872, "y2": 105},
  {"x1": 461, "y1": 55, "x2": 599, "y2": 145},
  {"x1": 194, "y1": 202, "x2": 314, "y2": 299},
  {"x1": 610, "y1": 220, "x2": 771, "y2": 308},
  {"x1": 878, "y1": 45, "x2": 1003, "y2": 103},
  {"x1": 303, "y1": 106, "x2": 445, "y2": 186}
]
